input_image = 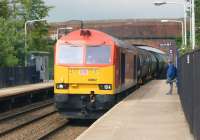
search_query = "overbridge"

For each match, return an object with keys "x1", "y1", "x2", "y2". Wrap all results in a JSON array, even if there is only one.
[{"x1": 49, "y1": 19, "x2": 182, "y2": 53}]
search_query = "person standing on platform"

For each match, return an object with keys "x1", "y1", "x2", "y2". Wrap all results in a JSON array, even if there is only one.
[{"x1": 166, "y1": 60, "x2": 177, "y2": 95}]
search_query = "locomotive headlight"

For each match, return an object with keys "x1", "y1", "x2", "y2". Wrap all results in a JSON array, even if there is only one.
[
  {"x1": 56, "y1": 83, "x2": 69, "y2": 89},
  {"x1": 99, "y1": 84, "x2": 112, "y2": 90},
  {"x1": 58, "y1": 84, "x2": 64, "y2": 89}
]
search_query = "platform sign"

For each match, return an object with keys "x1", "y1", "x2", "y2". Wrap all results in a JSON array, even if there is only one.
[
  {"x1": 160, "y1": 42, "x2": 172, "y2": 48},
  {"x1": 168, "y1": 48, "x2": 173, "y2": 61},
  {"x1": 186, "y1": 55, "x2": 190, "y2": 64}
]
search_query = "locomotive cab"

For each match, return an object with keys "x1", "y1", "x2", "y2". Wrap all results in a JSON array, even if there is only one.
[
  {"x1": 55, "y1": 43, "x2": 115, "y2": 94},
  {"x1": 53, "y1": 29, "x2": 164, "y2": 119},
  {"x1": 54, "y1": 30, "x2": 116, "y2": 119}
]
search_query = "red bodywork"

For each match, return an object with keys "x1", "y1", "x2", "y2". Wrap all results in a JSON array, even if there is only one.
[
  {"x1": 55, "y1": 29, "x2": 120, "y2": 89},
  {"x1": 55, "y1": 29, "x2": 116, "y2": 67}
]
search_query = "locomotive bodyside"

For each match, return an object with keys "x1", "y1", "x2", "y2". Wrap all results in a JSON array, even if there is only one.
[{"x1": 54, "y1": 29, "x2": 138, "y2": 119}]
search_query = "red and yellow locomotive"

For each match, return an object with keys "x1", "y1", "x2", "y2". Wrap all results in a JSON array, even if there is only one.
[{"x1": 54, "y1": 29, "x2": 166, "y2": 119}]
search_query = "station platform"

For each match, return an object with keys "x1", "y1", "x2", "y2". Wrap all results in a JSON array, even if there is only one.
[
  {"x1": 0, "y1": 81, "x2": 53, "y2": 98},
  {"x1": 77, "y1": 80, "x2": 193, "y2": 140}
]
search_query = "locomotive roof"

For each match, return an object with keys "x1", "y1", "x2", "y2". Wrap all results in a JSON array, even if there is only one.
[{"x1": 58, "y1": 29, "x2": 137, "y2": 51}]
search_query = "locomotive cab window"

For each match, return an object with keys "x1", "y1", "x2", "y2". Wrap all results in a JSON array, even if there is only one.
[
  {"x1": 57, "y1": 44, "x2": 83, "y2": 64},
  {"x1": 86, "y1": 45, "x2": 111, "y2": 64}
]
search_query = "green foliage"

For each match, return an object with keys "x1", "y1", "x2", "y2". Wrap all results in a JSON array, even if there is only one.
[
  {"x1": 0, "y1": 18, "x2": 20, "y2": 66},
  {"x1": 0, "y1": 0, "x2": 52, "y2": 67},
  {"x1": 179, "y1": 0, "x2": 200, "y2": 55},
  {"x1": 27, "y1": 23, "x2": 49, "y2": 52},
  {"x1": 18, "y1": 0, "x2": 52, "y2": 65},
  {"x1": 196, "y1": 0, "x2": 200, "y2": 46},
  {"x1": 178, "y1": 47, "x2": 193, "y2": 56},
  {"x1": 175, "y1": 37, "x2": 183, "y2": 49},
  {"x1": 0, "y1": 0, "x2": 10, "y2": 18},
  {"x1": 175, "y1": 36, "x2": 192, "y2": 56},
  {"x1": 19, "y1": 0, "x2": 51, "y2": 20},
  {"x1": 196, "y1": 0, "x2": 200, "y2": 26}
]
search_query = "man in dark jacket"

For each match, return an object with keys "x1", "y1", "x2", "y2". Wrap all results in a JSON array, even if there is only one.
[{"x1": 166, "y1": 60, "x2": 177, "y2": 95}]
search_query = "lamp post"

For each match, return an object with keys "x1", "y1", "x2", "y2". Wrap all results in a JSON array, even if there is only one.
[
  {"x1": 24, "y1": 19, "x2": 46, "y2": 66},
  {"x1": 56, "y1": 27, "x2": 73, "y2": 40},
  {"x1": 161, "y1": 19, "x2": 184, "y2": 67},
  {"x1": 191, "y1": 0, "x2": 195, "y2": 49},
  {"x1": 161, "y1": 20, "x2": 184, "y2": 47},
  {"x1": 56, "y1": 20, "x2": 84, "y2": 40},
  {"x1": 153, "y1": 1, "x2": 187, "y2": 46}
]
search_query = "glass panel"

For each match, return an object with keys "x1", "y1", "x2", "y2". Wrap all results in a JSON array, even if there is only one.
[
  {"x1": 57, "y1": 44, "x2": 83, "y2": 64},
  {"x1": 86, "y1": 45, "x2": 111, "y2": 64}
]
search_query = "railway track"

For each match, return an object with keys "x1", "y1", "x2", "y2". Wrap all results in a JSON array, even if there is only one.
[
  {"x1": 0, "y1": 99, "x2": 54, "y2": 122},
  {"x1": 0, "y1": 100, "x2": 56, "y2": 137},
  {"x1": 39, "y1": 119, "x2": 94, "y2": 140},
  {"x1": 0, "y1": 100, "x2": 92, "y2": 140}
]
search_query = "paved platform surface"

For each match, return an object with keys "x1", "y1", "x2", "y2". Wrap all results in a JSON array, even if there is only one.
[
  {"x1": 0, "y1": 81, "x2": 53, "y2": 98},
  {"x1": 77, "y1": 80, "x2": 193, "y2": 140}
]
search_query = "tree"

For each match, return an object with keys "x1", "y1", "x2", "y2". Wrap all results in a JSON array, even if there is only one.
[
  {"x1": 27, "y1": 22, "x2": 50, "y2": 51},
  {"x1": 0, "y1": 0, "x2": 52, "y2": 66},
  {"x1": 0, "y1": 0, "x2": 10, "y2": 18},
  {"x1": 19, "y1": 0, "x2": 52, "y2": 62},
  {"x1": 0, "y1": 18, "x2": 20, "y2": 66},
  {"x1": 196, "y1": 0, "x2": 200, "y2": 46},
  {"x1": 19, "y1": 0, "x2": 50, "y2": 20}
]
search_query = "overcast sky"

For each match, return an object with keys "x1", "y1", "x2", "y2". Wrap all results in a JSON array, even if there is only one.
[{"x1": 44, "y1": 0, "x2": 185, "y2": 22}]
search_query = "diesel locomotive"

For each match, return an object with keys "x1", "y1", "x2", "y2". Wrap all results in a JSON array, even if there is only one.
[{"x1": 54, "y1": 29, "x2": 167, "y2": 119}]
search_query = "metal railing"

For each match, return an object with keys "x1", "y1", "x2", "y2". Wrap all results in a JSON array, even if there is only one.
[
  {"x1": 178, "y1": 49, "x2": 200, "y2": 140},
  {"x1": 0, "y1": 66, "x2": 41, "y2": 88}
]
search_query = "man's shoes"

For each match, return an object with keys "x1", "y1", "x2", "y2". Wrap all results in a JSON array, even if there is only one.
[{"x1": 166, "y1": 92, "x2": 172, "y2": 95}]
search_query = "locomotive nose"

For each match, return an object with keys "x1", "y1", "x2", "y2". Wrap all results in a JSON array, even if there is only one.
[{"x1": 67, "y1": 67, "x2": 114, "y2": 95}]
